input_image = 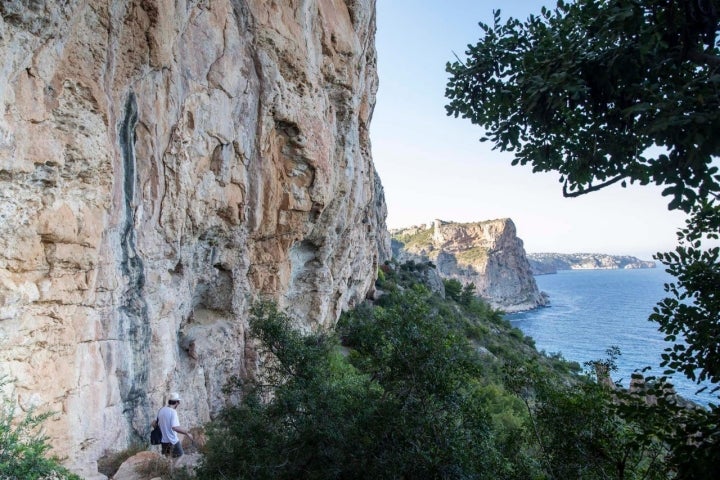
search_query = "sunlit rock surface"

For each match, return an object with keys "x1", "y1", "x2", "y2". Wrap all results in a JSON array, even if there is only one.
[
  {"x1": 0, "y1": 0, "x2": 388, "y2": 476},
  {"x1": 392, "y1": 219, "x2": 547, "y2": 312}
]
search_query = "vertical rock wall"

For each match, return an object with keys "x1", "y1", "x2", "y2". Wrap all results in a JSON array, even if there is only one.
[
  {"x1": 392, "y1": 219, "x2": 547, "y2": 312},
  {"x1": 0, "y1": 0, "x2": 388, "y2": 476}
]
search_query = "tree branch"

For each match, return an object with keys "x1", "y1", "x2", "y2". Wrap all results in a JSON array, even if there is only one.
[{"x1": 563, "y1": 174, "x2": 626, "y2": 198}]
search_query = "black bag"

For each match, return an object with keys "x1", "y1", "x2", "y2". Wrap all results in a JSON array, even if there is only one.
[{"x1": 150, "y1": 419, "x2": 162, "y2": 445}]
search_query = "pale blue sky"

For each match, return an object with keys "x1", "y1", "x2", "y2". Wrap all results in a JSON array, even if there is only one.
[{"x1": 371, "y1": 0, "x2": 686, "y2": 259}]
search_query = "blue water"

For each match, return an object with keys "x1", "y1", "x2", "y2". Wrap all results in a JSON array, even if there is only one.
[{"x1": 509, "y1": 267, "x2": 716, "y2": 406}]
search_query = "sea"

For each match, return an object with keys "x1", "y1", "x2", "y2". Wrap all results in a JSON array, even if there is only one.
[{"x1": 508, "y1": 266, "x2": 716, "y2": 407}]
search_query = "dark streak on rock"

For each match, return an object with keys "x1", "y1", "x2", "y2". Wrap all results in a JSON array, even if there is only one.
[{"x1": 118, "y1": 91, "x2": 151, "y2": 437}]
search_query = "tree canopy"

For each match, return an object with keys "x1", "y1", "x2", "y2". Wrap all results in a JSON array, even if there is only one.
[{"x1": 446, "y1": 0, "x2": 720, "y2": 212}]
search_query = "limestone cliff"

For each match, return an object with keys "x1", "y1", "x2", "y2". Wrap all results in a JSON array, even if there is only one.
[
  {"x1": 392, "y1": 219, "x2": 547, "y2": 312},
  {"x1": 0, "y1": 1, "x2": 388, "y2": 476},
  {"x1": 527, "y1": 253, "x2": 657, "y2": 275}
]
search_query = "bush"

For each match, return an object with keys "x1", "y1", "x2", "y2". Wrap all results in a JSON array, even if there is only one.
[
  {"x1": 443, "y1": 278, "x2": 463, "y2": 301},
  {"x1": 0, "y1": 380, "x2": 81, "y2": 480},
  {"x1": 376, "y1": 267, "x2": 385, "y2": 283},
  {"x1": 504, "y1": 357, "x2": 671, "y2": 480},
  {"x1": 200, "y1": 269, "x2": 659, "y2": 479},
  {"x1": 197, "y1": 302, "x2": 382, "y2": 479},
  {"x1": 198, "y1": 298, "x2": 514, "y2": 479}
]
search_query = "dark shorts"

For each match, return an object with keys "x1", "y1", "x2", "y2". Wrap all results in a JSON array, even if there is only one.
[{"x1": 161, "y1": 441, "x2": 184, "y2": 458}]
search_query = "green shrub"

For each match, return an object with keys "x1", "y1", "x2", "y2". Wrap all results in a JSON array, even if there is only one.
[
  {"x1": 376, "y1": 267, "x2": 385, "y2": 283},
  {"x1": 455, "y1": 246, "x2": 489, "y2": 266},
  {"x1": 0, "y1": 380, "x2": 81, "y2": 480},
  {"x1": 393, "y1": 226, "x2": 434, "y2": 251},
  {"x1": 198, "y1": 298, "x2": 514, "y2": 479},
  {"x1": 443, "y1": 278, "x2": 463, "y2": 301},
  {"x1": 199, "y1": 263, "x2": 667, "y2": 479},
  {"x1": 504, "y1": 359, "x2": 670, "y2": 480},
  {"x1": 197, "y1": 302, "x2": 383, "y2": 479}
]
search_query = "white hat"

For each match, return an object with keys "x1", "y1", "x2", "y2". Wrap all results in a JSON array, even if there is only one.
[{"x1": 169, "y1": 392, "x2": 181, "y2": 401}]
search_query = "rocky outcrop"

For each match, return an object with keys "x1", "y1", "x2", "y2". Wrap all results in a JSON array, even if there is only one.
[
  {"x1": 392, "y1": 219, "x2": 547, "y2": 312},
  {"x1": 0, "y1": 1, "x2": 388, "y2": 477},
  {"x1": 527, "y1": 253, "x2": 656, "y2": 275},
  {"x1": 108, "y1": 448, "x2": 200, "y2": 480}
]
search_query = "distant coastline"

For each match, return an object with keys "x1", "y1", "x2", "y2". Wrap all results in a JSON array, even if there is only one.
[{"x1": 527, "y1": 253, "x2": 656, "y2": 275}]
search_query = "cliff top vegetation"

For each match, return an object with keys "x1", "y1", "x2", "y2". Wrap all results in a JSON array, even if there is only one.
[{"x1": 392, "y1": 224, "x2": 435, "y2": 251}]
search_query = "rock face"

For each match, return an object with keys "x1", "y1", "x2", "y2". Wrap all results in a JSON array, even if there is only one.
[
  {"x1": 0, "y1": 1, "x2": 388, "y2": 477},
  {"x1": 527, "y1": 253, "x2": 656, "y2": 275},
  {"x1": 392, "y1": 219, "x2": 547, "y2": 312}
]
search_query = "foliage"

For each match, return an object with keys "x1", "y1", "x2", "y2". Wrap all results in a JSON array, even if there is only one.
[
  {"x1": 442, "y1": 279, "x2": 479, "y2": 307},
  {"x1": 616, "y1": 372, "x2": 720, "y2": 480},
  {"x1": 199, "y1": 301, "x2": 379, "y2": 480},
  {"x1": 202, "y1": 262, "x2": 666, "y2": 478},
  {"x1": 446, "y1": 0, "x2": 720, "y2": 212},
  {"x1": 199, "y1": 297, "x2": 521, "y2": 479},
  {"x1": 0, "y1": 380, "x2": 81, "y2": 480},
  {"x1": 393, "y1": 226, "x2": 435, "y2": 251},
  {"x1": 443, "y1": 278, "x2": 463, "y2": 301},
  {"x1": 446, "y1": 1, "x2": 720, "y2": 476},
  {"x1": 338, "y1": 287, "x2": 509, "y2": 479},
  {"x1": 378, "y1": 259, "x2": 441, "y2": 297},
  {"x1": 649, "y1": 201, "x2": 720, "y2": 479},
  {"x1": 506, "y1": 358, "x2": 669, "y2": 480},
  {"x1": 652, "y1": 201, "x2": 720, "y2": 387},
  {"x1": 376, "y1": 266, "x2": 386, "y2": 283},
  {"x1": 455, "y1": 247, "x2": 489, "y2": 267},
  {"x1": 460, "y1": 282, "x2": 477, "y2": 305}
]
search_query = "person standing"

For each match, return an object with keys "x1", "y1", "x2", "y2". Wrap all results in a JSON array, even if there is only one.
[{"x1": 157, "y1": 392, "x2": 194, "y2": 458}]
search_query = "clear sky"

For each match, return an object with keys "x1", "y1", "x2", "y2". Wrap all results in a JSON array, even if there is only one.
[{"x1": 370, "y1": 0, "x2": 687, "y2": 259}]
